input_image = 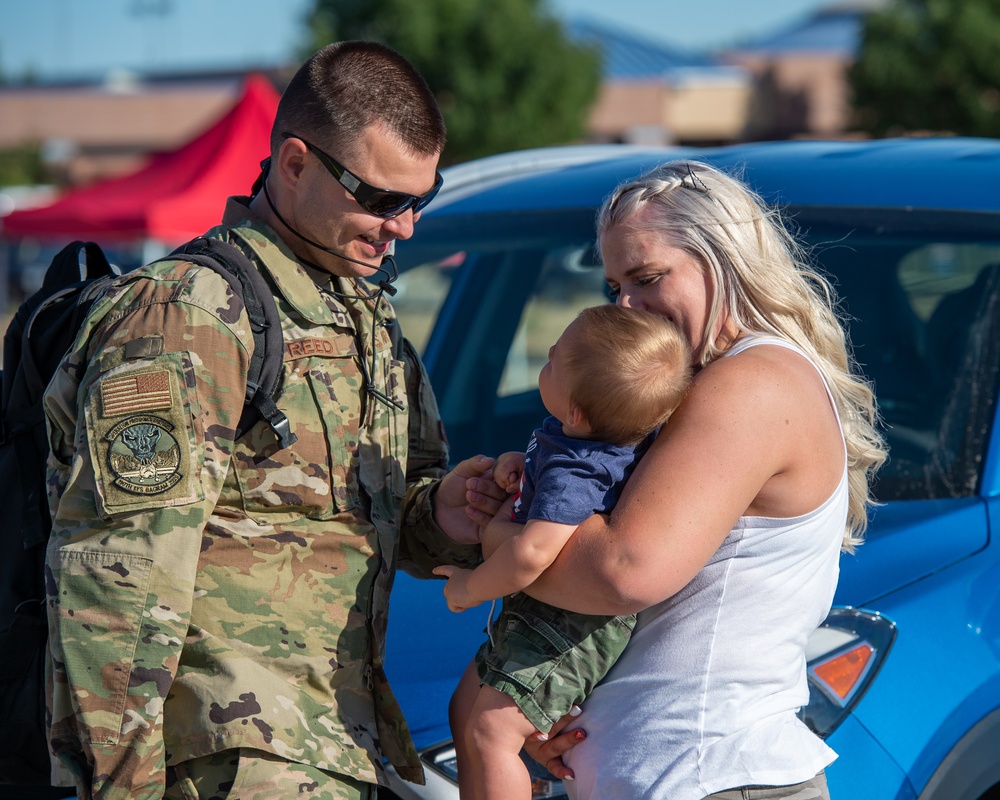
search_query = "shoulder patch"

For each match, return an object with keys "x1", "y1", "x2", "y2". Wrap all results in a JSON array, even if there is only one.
[
  {"x1": 105, "y1": 415, "x2": 183, "y2": 495},
  {"x1": 86, "y1": 353, "x2": 204, "y2": 515}
]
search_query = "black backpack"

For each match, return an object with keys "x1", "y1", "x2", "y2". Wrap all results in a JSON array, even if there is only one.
[{"x1": 0, "y1": 236, "x2": 294, "y2": 786}]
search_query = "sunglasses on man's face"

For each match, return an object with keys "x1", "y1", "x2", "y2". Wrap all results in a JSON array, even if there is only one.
[{"x1": 282, "y1": 132, "x2": 443, "y2": 219}]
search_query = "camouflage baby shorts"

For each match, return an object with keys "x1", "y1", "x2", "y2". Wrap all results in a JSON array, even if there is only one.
[{"x1": 475, "y1": 591, "x2": 636, "y2": 733}]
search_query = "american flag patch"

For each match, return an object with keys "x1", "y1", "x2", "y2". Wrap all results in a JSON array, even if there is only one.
[{"x1": 101, "y1": 371, "x2": 172, "y2": 416}]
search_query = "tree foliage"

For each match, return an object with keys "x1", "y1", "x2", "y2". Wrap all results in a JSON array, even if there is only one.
[
  {"x1": 0, "y1": 143, "x2": 45, "y2": 187},
  {"x1": 849, "y1": 0, "x2": 1000, "y2": 137},
  {"x1": 305, "y1": 0, "x2": 602, "y2": 165}
]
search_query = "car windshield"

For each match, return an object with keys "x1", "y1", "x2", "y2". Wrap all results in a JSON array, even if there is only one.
[{"x1": 391, "y1": 206, "x2": 1000, "y2": 504}]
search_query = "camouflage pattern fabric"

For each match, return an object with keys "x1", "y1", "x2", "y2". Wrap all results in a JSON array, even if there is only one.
[
  {"x1": 475, "y1": 592, "x2": 635, "y2": 734},
  {"x1": 43, "y1": 196, "x2": 479, "y2": 800},
  {"x1": 163, "y1": 748, "x2": 374, "y2": 800}
]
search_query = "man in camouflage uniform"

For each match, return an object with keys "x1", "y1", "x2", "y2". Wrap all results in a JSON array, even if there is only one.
[{"x1": 43, "y1": 41, "x2": 497, "y2": 800}]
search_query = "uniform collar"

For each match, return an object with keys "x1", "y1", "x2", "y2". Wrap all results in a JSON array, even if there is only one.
[{"x1": 219, "y1": 195, "x2": 375, "y2": 326}]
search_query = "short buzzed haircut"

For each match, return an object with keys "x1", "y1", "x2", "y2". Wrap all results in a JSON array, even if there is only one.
[
  {"x1": 272, "y1": 40, "x2": 446, "y2": 159},
  {"x1": 562, "y1": 305, "x2": 691, "y2": 445}
]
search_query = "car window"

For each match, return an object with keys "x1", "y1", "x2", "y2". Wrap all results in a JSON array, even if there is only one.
[
  {"x1": 796, "y1": 209, "x2": 1000, "y2": 501},
  {"x1": 386, "y1": 252, "x2": 462, "y2": 354},
  {"x1": 393, "y1": 207, "x2": 1000, "y2": 504},
  {"x1": 497, "y1": 244, "x2": 608, "y2": 397}
]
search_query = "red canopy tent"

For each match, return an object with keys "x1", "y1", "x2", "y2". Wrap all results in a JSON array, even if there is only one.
[{"x1": 2, "y1": 74, "x2": 279, "y2": 244}]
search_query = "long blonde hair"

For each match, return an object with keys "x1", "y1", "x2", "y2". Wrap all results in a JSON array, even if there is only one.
[{"x1": 597, "y1": 160, "x2": 887, "y2": 551}]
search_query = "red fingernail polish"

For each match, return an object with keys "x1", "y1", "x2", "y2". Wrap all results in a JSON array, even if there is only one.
[{"x1": 573, "y1": 730, "x2": 586, "y2": 741}]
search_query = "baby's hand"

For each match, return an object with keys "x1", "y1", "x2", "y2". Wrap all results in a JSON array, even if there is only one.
[
  {"x1": 494, "y1": 451, "x2": 526, "y2": 493},
  {"x1": 432, "y1": 565, "x2": 480, "y2": 612}
]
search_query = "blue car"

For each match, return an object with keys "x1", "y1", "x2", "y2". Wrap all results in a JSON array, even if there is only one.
[{"x1": 381, "y1": 139, "x2": 1000, "y2": 800}]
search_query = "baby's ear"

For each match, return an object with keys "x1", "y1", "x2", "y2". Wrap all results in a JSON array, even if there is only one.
[{"x1": 567, "y1": 403, "x2": 592, "y2": 433}]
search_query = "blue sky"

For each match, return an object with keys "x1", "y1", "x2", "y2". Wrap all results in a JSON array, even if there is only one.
[{"x1": 0, "y1": 0, "x2": 832, "y2": 82}]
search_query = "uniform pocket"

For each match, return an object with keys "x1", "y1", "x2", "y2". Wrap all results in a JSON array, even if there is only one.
[
  {"x1": 232, "y1": 333, "x2": 362, "y2": 519},
  {"x1": 46, "y1": 550, "x2": 153, "y2": 746}
]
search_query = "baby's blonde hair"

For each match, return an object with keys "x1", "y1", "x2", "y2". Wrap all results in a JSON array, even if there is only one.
[{"x1": 562, "y1": 305, "x2": 691, "y2": 446}]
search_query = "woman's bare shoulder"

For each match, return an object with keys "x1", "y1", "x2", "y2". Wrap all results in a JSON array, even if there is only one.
[{"x1": 691, "y1": 340, "x2": 843, "y2": 516}]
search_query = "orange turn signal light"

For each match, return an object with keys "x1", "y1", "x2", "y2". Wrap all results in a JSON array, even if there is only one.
[{"x1": 812, "y1": 642, "x2": 874, "y2": 701}]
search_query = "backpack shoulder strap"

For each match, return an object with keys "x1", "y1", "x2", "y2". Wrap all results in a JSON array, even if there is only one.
[{"x1": 168, "y1": 237, "x2": 297, "y2": 449}]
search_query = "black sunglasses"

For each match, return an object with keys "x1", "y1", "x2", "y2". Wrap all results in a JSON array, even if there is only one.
[{"x1": 282, "y1": 132, "x2": 443, "y2": 219}]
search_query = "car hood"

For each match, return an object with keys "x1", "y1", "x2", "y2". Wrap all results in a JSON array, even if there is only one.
[{"x1": 835, "y1": 497, "x2": 989, "y2": 606}]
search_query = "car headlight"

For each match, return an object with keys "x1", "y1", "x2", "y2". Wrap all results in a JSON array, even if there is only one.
[
  {"x1": 422, "y1": 742, "x2": 567, "y2": 799},
  {"x1": 800, "y1": 606, "x2": 897, "y2": 737}
]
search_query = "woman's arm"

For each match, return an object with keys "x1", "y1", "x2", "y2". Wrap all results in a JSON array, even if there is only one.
[{"x1": 499, "y1": 346, "x2": 843, "y2": 615}]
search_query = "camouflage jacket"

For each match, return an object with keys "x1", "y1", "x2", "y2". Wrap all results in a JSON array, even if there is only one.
[{"x1": 43, "y1": 197, "x2": 478, "y2": 800}]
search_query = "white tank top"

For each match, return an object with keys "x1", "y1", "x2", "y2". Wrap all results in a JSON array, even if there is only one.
[{"x1": 565, "y1": 335, "x2": 846, "y2": 800}]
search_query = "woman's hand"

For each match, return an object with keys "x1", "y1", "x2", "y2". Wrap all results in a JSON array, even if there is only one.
[{"x1": 523, "y1": 706, "x2": 586, "y2": 782}]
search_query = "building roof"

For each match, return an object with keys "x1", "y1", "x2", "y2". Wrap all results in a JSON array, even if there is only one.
[
  {"x1": 566, "y1": 17, "x2": 718, "y2": 80},
  {"x1": 726, "y1": 2, "x2": 881, "y2": 56}
]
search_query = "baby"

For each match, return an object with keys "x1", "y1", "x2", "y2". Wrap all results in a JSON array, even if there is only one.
[{"x1": 434, "y1": 304, "x2": 692, "y2": 800}]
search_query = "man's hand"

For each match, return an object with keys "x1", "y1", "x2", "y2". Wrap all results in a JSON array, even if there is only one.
[
  {"x1": 431, "y1": 565, "x2": 480, "y2": 612},
  {"x1": 433, "y1": 455, "x2": 506, "y2": 544}
]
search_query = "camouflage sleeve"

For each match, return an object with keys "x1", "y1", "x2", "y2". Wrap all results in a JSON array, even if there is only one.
[
  {"x1": 43, "y1": 269, "x2": 248, "y2": 800},
  {"x1": 395, "y1": 336, "x2": 481, "y2": 577}
]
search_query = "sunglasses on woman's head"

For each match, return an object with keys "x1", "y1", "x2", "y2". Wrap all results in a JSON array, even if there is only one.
[{"x1": 282, "y1": 132, "x2": 443, "y2": 219}]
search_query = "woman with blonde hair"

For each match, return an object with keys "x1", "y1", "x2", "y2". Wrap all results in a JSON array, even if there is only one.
[{"x1": 483, "y1": 160, "x2": 886, "y2": 799}]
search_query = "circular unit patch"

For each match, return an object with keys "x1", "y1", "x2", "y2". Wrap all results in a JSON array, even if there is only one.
[{"x1": 106, "y1": 414, "x2": 183, "y2": 494}]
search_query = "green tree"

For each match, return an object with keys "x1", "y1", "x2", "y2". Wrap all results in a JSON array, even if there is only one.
[
  {"x1": 0, "y1": 143, "x2": 45, "y2": 187},
  {"x1": 305, "y1": 0, "x2": 602, "y2": 165},
  {"x1": 849, "y1": 0, "x2": 1000, "y2": 137}
]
